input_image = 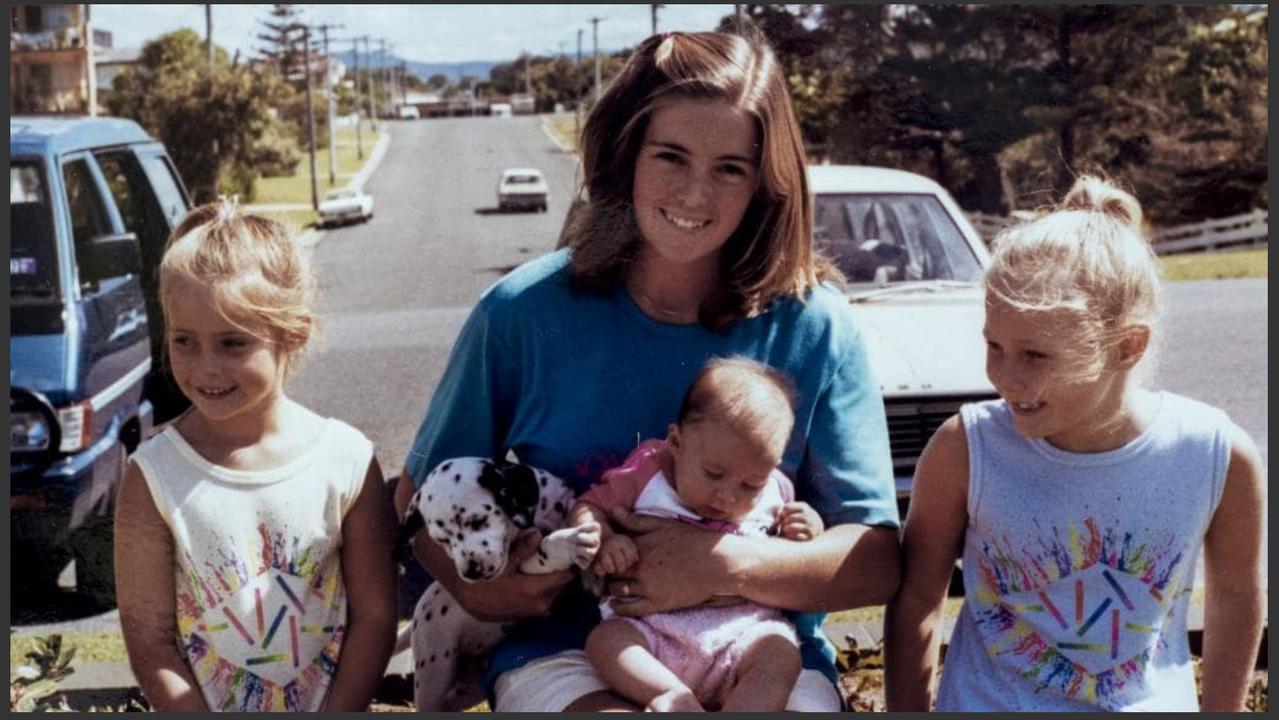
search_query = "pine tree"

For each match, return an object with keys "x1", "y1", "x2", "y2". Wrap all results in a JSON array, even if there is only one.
[{"x1": 256, "y1": 4, "x2": 304, "y2": 82}]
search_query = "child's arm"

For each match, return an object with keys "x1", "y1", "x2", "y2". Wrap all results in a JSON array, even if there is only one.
[
  {"x1": 884, "y1": 415, "x2": 970, "y2": 712},
  {"x1": 1200, "y1": 423, "x2": 1266, "y2": 712},
  {"x1": 114, "y1": 461, "x2": 210, "y2": 711},
  {"x1": 776, "y1": 501, "x2": 825, "y2": 541},
  {"x1": 322, "y1": 458, "x2": 398, "y2": 712},
  {"x1": 569, "y1": 500, "x2": 634, "y2": 575}
]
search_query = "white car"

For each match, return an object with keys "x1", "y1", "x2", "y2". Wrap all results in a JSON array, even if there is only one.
[
  {"x1": 497, "y1": 168, "x2": 549, "y2": 212},
  {"x1": 809, "y1": 165, "x2": 998, "y2": 507},
  {"x1": 318, "y1": 187, "x2": 374, "y2": 227}
]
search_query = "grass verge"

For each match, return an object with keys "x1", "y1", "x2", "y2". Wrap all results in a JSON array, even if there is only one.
[
  {"x1": 1159, "y1": 247, "x2": 1267, "y2": 281},
  {"x1": 545, "y1": 112, "x2": 580, "y2": 153},
  {"x1": 253, "y1": 126, "x2": 384, "y2": 206}
]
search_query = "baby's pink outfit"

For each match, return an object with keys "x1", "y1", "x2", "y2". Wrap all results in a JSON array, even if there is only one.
[{"x1": 580, "y1": 440, "x2": 799, "y2": 704}]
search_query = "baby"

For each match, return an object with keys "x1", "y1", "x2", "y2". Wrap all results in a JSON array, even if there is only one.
[{"x1": 570, "y1": 356, "x2": 824, "y2": 711}]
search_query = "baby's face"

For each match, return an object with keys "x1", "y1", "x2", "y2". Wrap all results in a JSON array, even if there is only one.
[{"x1": 667, "y1": 420, "x2": 778, "y2": 522}]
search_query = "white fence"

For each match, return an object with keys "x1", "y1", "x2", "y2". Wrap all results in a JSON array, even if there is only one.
[{"x1": 966, "y1": 209, "x2": 1269, "y2": 256}]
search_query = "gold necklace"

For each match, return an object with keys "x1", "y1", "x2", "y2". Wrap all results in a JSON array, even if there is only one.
[{"x1": 630, "y1": 286, "x2": 699, "y2": 321}]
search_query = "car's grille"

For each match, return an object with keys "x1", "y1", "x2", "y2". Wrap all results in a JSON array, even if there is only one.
[{"x1": 884, "y1": 396, "x2": 995, "y2": 476}]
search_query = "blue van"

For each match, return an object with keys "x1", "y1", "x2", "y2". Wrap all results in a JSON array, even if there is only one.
[{"x1": 10, "y1": 116, "x2": 192, "y2": 606}]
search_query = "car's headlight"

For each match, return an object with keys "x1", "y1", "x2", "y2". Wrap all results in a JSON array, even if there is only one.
[{"x1": 11, "y1": 410, "x2": 52, "y2": 451}]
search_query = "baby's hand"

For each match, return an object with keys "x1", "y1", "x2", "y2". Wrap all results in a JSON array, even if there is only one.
[
  {"x1": 777, "y1": 501, "x2": 824, "y2": 541},
  {"x1": 567, "y1": 521, "x2": 601, "y2": 569},
  {"x1": 592, "y1": 534, "x2": 639, "y2": 576}
]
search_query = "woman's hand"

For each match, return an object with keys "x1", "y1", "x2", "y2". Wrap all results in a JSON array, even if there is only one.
[
  {"x1": 416, "y1": 527, "x2": 575, "y2": 622},
  {"x1": 603, "y1": 508, "x2": 731, "y2": 615}
]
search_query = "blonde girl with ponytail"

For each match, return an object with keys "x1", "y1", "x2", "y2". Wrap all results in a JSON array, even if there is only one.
[{"x1": 886, "y1": 177, "x2": 1265, "y2": 712}]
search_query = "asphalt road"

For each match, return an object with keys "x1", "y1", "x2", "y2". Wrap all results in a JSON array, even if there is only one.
[{"x1": 11, "y1": 116, "x2": 1267, "y2": 635}]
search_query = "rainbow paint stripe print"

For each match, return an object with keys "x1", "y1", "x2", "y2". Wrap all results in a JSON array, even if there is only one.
[
  {"x1": 968, "y1": 517, "x2": 1191, "y2": 710},
  {"x1": 176, "y1": 524, "x2": 346, "y2": 712}
]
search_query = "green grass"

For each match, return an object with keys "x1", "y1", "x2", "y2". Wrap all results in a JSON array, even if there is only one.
[
  {"x1": 545, "y1": 112, "x2": 580, "y2": 152},
  {"x1": 1159, "y1": 247, "x2": 1268, "y2": 281},
  {"x1": 257, "y1": 209, "x2": 319, "y2": 232},
  {"x1": 253, "y1": 127, "x2": 384, "y2": 205},
  {"x1": 11, "y1": 632, "x2": 129, "y2": 666}
]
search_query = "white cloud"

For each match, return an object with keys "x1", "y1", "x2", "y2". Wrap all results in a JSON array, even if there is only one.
[{"x1": 89, "y1": 4, "x2": 737, "y2": 64}]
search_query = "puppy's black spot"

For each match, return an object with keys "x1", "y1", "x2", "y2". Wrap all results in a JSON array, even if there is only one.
[
  {"x1": 440, "y1": 605, "x2": 449, "y2": 615},
  {"x1": 417, "y1": 660, "x2": 424, "y2": 668},
  {"x1": 455, "y1": 473, "x2": 462, "y2": 483},
  {"x1": 444, "y1": 650, "x2": 451, "y2": 658},
  {"x1": 540, "y1": 475, "x2": 547, "y2": 488},
  {"x1": 425, "y1": 612, "x2": 432, "y2": 621},
  {"x1": 430, "y1": 653, "x2": 437, "y2": 662},
  {"x1": 441, "y1": 461, "x2": 452, "y2": 472},
  {"x1": 554, "y1": 501, "x2": 565, "y2": 514},
  {"x1": 481, "y1": 540, "x2": 488, "y2": 547}
]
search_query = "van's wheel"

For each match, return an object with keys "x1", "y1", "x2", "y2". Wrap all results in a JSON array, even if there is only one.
[
  {"x1": 71, "y1": 513, "x2": 116, "y2": 609},
  {"x1": 70, "y1": 444, "x2": 124, "y2": 609}
]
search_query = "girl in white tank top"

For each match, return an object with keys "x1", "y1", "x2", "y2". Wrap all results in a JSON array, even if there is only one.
[
  {"x1": 115, "y1": 201, "x2": 397, "y2": 712},
  {"x1": 885, "y1": 177, "x2": 1265, "y2": 711}
]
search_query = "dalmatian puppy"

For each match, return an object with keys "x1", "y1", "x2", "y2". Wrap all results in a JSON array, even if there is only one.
[{"x1": 395, "y1": 457, "x2": 600, "y2": 712}]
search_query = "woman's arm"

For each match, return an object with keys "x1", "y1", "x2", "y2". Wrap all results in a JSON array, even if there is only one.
[
  {"x1": 605, "y1": 510, "x2": 900, "y2": 614},
  {"x1": 395, "y1": 472, "x2": 575, "y2": 623},
  {"x1": 884, "y1": 415, "x2": 969, "y2": 711},
  {"x1": 114, "y1": 461, "x2": 210, "y2": 712},
  {"x1": 322, "y1": 459, "x2": 398, "y2": 712},
  {"x1": 1199, "y1": 423, "x2": 1265, "y2": 712}
]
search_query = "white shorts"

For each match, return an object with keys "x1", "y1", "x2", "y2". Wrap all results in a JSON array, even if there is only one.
[{"x1": 492, "y1": 649, "x2": 842, "y2": 712}]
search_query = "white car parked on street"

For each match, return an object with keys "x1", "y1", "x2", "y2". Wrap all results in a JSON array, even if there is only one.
[
  {"x1": 809, "y1": 165, "x2": 998, "y2": 507},
  {"x1": 318, "y1": 187, "x2": 374, "y2": 227}
]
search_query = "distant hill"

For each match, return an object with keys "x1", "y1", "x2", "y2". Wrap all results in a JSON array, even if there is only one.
[{"x1": 334, "y1": 50, "x2": 498, "y2": 82}]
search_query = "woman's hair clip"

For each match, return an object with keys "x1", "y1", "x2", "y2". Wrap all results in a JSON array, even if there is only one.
[{"x1": 215, "y1": 194, "x2": 240, "y2": 221}]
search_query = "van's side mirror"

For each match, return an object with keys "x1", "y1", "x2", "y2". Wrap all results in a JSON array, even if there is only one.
[{"x1": 83, "y1": 232, "x2": 141, "y2": 284}]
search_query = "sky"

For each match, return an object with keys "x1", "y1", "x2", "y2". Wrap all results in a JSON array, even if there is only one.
[{"x1": 90, "y1": 4, "x2": 740, "y2": 64}]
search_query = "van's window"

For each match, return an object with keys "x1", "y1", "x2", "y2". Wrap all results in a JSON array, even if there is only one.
[
  {"x1": 96, "y1": 150, "x2": 168, "y2": 249},
  {"x1": 137, "y1": 153, "x2": 189, "y2": 227},
  {"x1": 9, "y1": 160, "x2": 59, "y2": 298},
  {"x1": 814, "y1": 193, "x2": 984, "y2": 284},
  {"x1": 62, "y1": 158, "x2": 112, "y2": 262}
]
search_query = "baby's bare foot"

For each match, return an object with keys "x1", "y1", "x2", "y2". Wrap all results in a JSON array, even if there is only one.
[{"x1": 647, "y1": 688, "x2": 704, "y2": 713}]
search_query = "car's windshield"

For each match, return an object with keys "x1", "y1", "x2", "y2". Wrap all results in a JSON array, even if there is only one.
[
  {"x1": 505, "y1": 174, "x2": 540, "y2": 184},
  {"x1": 814, "y1": 193, "x2": 983, "y2": 284},
  {"x1": 10, "y1": 159, "x2": 60, "y2": 298},
  {"x1": 326, "y1": 190, "x2": 356, "y2": 199}
]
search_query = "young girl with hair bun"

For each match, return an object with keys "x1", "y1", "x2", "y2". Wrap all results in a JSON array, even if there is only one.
[
  {"x1": 115, "y1": 200, "x2": 397, "y2": 711},
  {"x1": 886, "y1": 176, "x2": 1265, "y2": 711}
]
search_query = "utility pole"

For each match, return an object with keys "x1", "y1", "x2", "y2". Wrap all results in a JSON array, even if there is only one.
[
  {"x1": 205, "y1": 4, "x2": 214, "y2": 72},
  {"x1": 296, "y1": 24, "x2": 319, "y2": 211},
  {"x1": 734, "y1": 5, "x2": 745, "y2": 31},
  {"x1": 314, "y1": 22, "x2": 344, "y2": 186},
  {"x1": 651, "y1": 4, "x2": 664, "y2": 36},
  {"x1": 360, "y1": 36, "x2": 377, "y2": 130},
  {"x1": 350, "y1": 38, "x2": 363, "y2": 160},
  {"x1": 523, "y1": 51, "x2": 531, "y2": 96},
  {"x1": 379, "y1": 39, "x2": 391, "y2": 119},
  {"x1": 590, "y1": 17, "x2": 604, "y2": 103},
  {"x1": 206, "y1": 5, "x2": 216, "y2": 154}
]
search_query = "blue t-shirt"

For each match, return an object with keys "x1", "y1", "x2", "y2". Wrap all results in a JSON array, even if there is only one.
[{"x1": 406, "y1": 248, "x2": 898, "y2": 696}]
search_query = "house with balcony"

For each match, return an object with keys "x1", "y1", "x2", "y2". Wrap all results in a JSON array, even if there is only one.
[{"x1": 10, "y1": 4, "x2": 97, "y2": 115}]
